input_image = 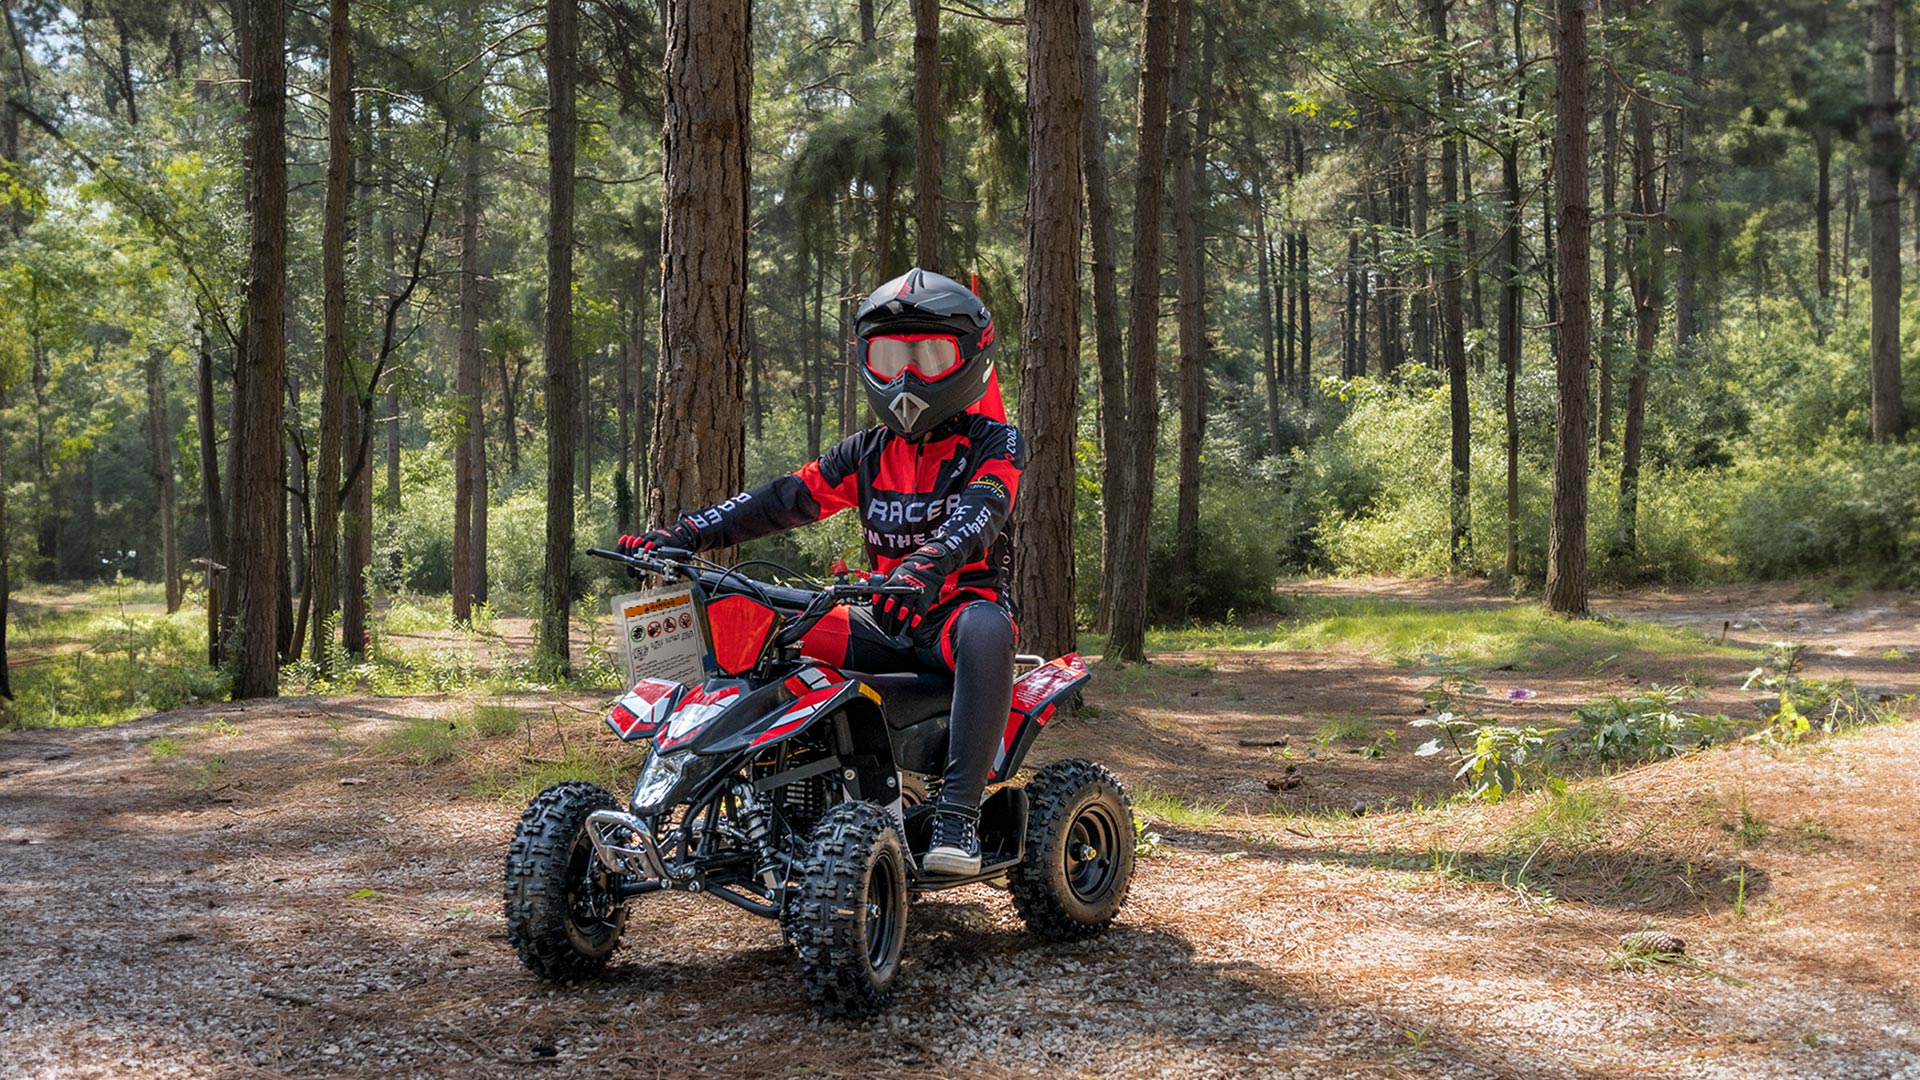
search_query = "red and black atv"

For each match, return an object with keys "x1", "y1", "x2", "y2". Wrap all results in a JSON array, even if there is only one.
[{"x1": 502, "y1": 546, "x2": 1134, "y2": 1018}]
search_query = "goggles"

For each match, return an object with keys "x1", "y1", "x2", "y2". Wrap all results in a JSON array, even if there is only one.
[{"x1": 866, "y1": 334, "x2": 962, "y2": 382}]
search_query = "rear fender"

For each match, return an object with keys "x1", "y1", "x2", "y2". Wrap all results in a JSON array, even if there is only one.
[{"x1": 988, "y1": 653, "x2": 1090, "y2": 783}]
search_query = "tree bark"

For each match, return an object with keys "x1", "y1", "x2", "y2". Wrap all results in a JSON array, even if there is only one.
[
  {"x1": 1255, "y1": 174, "x2": 1280, "y2": 453},
  {"x1": 453, "y1": 123, "x2": 481, "y2": 626},
  {"x1": 195, "y1": 319, "x2": 226, "y2": 664},
  {"x1": 0, "y1": 383, "x2": 9, "y2": 709},
  {"x1": 1169, "y1": 0, "x2": 1207, "y2": 613},
  {"x1": 1868, "y1": 0, "x2": 1906, "y2": 442},
  {"x1": 650, "y1": 0, "x2": 750, "y2": 542},
  {"x1": 1672, "y1": 25, "x2": 1702, "y2": 353},
  {"x1": 343, "y1": 96, "x2": 374, "y2": 657},
  {"x1": 1013, "y1": 0, "x2": 1085, "y2": 657},
  {"x1": 310, "y1": 0, "x2": 350, "y2": 668},
  {"x1": 1619, "y1": 65, "x2": 1661, "y2": 556},
  {"x1": 1814, "y1": 128, "x2": 1833, "y2": 304},
  {"x1": 1546, "y1": 0, "x2": 1592, "y2": 617},
  {"x1": 1431, "y1": 0, "x2": 1469, "y2": 568},
  {"x1": 227, "y1": 0, "x2": 287, "y2": 698},
  {"x1": 1598, "y1": 3, "x2": 1618, "y2": 449},
  {"x1": 145, "y1": 347, "x2": 181, "y2": 614},
  {"x1": 913, "y1": 0, "x2": 941, "y2": 269},
  {"x1": 1503, "y1": 0, "x2": 1525, "y2": 579},
  {"x1": 1083, "y1": 0, "x2": 1127, "y2": 630},
  {"x1": 1296, "y1": 136, "x2": 1311, "y2": 400},
  {"x1": 1105, "y1": 0, "x2": 1176, "y2": 663},
  {"x1": 539, "y1": 0, "x2": 579, "y2": 673}
]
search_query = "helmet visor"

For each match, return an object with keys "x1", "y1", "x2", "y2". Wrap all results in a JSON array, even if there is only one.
[{"x1": 867, "y1": 334, "x2": 962, "y2": 382}]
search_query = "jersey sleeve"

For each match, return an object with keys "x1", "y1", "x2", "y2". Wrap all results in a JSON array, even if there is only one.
[
  {"x1": 678, "y1": 433, "x2": 866, "y2": 549},
  {"x1": 914, "y1": 422, "x2": 1027, "y2": 576}
]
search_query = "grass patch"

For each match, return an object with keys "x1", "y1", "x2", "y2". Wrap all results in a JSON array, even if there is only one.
[
  {"x1": 1313, "y1": 714, "x2": 1373, "y2": 746},
  {"x1": 1133, "y1": 785, "x2": 1228, "y2": 828},
  {"x1": 1089, "y1": 596, "x2": 1749, "y2": 671},
  {"x1": 9, "y1": 581, "x2": 227, "y2": 728},
  {"x1": 147, "y1": 736, "x2": 183, "y2": 762},
  {"x1": 472, "y1": 746, "x2": 630, "y2": 805},
  {"x1": 464, "y1": 702, "x2": 527, "y2": 739},
  {"x1": 1505, "y1": 782, "x2": 1625, "y2": 853},
  {"x1": 375, "y1": 717, "x2": 464, "y2": 765}
]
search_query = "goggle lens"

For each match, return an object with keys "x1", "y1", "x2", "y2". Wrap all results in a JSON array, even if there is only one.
[{"x1": 867, "y1": 335, "x2": 961, "y2": 381}]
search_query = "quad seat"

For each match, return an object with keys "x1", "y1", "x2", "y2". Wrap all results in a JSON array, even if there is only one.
[{"x1": 849, "y1": 670, "x2": 954, "y2": 730}]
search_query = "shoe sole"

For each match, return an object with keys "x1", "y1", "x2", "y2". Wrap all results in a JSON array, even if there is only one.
[{"x1": 922, "y1": 846, "x2": 982, "y2": 877}]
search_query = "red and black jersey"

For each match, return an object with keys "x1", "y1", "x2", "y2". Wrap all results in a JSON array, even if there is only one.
[{"x1": 681, "y1": 413, "x2": 1027, "y2": 612}]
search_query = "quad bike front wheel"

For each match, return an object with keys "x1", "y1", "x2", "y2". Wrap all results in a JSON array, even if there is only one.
[
  {"x1": 785, "y1": 801, "x2": 909, "y2": 1018},
  {"x1": 1009, "y1": 759, "x2": 1135, "y2": 942},
  {"x1": 503, "y1": 781, "x2": 629, "y2": 979}
]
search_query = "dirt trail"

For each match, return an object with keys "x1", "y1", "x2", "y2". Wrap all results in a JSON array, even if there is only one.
[{"x1": 4, "y1": 586, "x2": 1920, "y2": 1079}]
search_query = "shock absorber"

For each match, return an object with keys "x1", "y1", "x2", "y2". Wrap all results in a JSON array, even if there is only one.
[{"x1": 730, "y1": 781, "x2": 780, "y2": 888}]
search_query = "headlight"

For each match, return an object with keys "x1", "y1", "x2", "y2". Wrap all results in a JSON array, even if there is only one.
[{"x1": 631, "y1": 751, "x2": 688, "y2": 814}]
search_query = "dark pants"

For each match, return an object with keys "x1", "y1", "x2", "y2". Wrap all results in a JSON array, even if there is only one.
[{"x1": 800, "y1": 600, "x2": 1015, "y2": 812}]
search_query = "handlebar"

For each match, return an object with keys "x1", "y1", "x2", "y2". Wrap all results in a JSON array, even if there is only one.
[{"x1": 586, "y1": 547, "x2": 921, "y2": 609}]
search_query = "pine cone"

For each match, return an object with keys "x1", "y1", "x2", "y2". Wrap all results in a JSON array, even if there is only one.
[{"x1": 1617, "y1": 929, "x2": 1686, "y2": 956}]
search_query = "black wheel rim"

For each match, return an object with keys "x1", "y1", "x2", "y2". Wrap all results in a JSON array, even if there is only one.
[
  {"x1": 566, "y1": 833, "x2": 620, "y2": 934},
  {"x1": 1064, "y1": 799, "x2": 1122, "y2": 904},
  {"x1": 865, "y1": 848, "x2": 905, "y2": 976}
]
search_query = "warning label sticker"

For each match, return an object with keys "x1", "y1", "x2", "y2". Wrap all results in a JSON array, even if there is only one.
[{"x1": 612, "y1": 586, "x2": 706, "y2": 688}]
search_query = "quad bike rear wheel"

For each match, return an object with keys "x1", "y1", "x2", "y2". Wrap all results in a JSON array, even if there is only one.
[
  {"x1": 503, "y1": 781, "x2": 628, "y2": 979},
  {"x1": 1009, "y1": 759, "x2": 1135, "y2": 942},
  {"x1": 784, "y1": 801, "x2": 908, "y2": 1018}
]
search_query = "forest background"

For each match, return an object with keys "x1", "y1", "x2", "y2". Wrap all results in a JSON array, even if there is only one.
[{"x1": 2, "y1": 0, "x2": 1917, "y2": 724}]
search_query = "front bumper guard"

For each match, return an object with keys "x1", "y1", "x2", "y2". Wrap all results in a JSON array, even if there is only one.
[{"x1": 584, "y1": 809, "x2": 669, "y2": 881}]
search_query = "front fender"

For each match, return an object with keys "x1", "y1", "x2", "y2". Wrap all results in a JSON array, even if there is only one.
[{"x1": 697, "y1": 666, "x2": 884, "y2": 756}]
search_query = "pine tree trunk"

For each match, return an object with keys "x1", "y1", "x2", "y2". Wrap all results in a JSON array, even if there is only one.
[
  {"x1": 145, "y1": 347, "x2": 182, "y2": 613},
  {"x1": 1106, "y1": 0, "x2": 1176, "y2": 663},
  {"x1": 1598, "y1": 24, "x2": 1619, "y2": 450},
  {"x1": 310, "y1": 0, "x2": 351, "y2": 668},
  {"x1": 1296, "y1": 135, "x2": 1311, "y2": 399},
  {"x1": 1546, "y1": 0, "x2": 1591, "y2": 617},
  {"x1": 1815, "y1": 128, "x2": 1833, "y2": 305},
  {"x1": 453, "y1": 124, "x2": 481, "y2": 626},
  {"x1": 196, "y1": 320, "x2": 226, "y2": 664},
  {"x1": 1411, "y1": 149, "x2": 1430, "y2": 368},
  {"x1": 1083, "y1": 0, "x2": 1128, "y2": 631},
  {"x1": 1169, "y1": 1, "x2": 1208, "y2": 614},
  {"x1": 1868, "y1": 0, "x2": 1906, "y2": 442},
  {"x1": 539, "y1": 0, "x2": 579, "y2": 673},
  {"x1": 650, "y1": 0, "x2": 750, "y2": 541},
  {"x1": 1502, "y1": 4, "x2": 1525, "y2": 580},
  {"x1": 1619, "y1": 75, "x2": 1661, "y2": 557},
  {"x1": 1255, "y1": 175, "x2": 1280, "y2": 453},
  {"x1": 1431, "y1": 0, "x2": 1469, "y2": 568},
  {"x1": 1013, "y1": 0, "x2": 1085, "y2": 657},
  {"x1": 343, "y1": 95, "x2": 373, "y2": 657},
  {"x1": 1672, "y1": 25, "x2": 1702, "y2": 353},
  {"x1": 227, "y1": 0, "x2": 288, "y2": 698},
  {"x1": 0, "y1": 382, "x2": 9, "y2": 709},
  {"x1": 913, "y1": 0, "x2": 941, "y2": 269}
]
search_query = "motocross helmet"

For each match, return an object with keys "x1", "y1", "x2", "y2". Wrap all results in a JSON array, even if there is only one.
[{"x1": 855, "y1": 267, "x2": 996, "y2": 439}]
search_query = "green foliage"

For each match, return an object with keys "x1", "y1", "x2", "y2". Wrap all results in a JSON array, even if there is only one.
[
  {"x1": 1505, "y1": 781, "x2": 1625, "y2": 853},
  {"x1": 1409, "y1": 657, "x2": 1559, "y2": 802},
  {"x1": 1570, "y1": 686, "x2": 1708, "y2": 761},
  {"x1": 1131, "y1": 785, "x2": 1228, "y2": 828},
  {"x1": 471, "y1": 745, "x2": 630, "y2": 805},
  {"x1": 10, "y1": 583, "x2": 228, "y2": 727},
  {"x1": 376, "y1": 716, "x2": 464, "y2": 766}
]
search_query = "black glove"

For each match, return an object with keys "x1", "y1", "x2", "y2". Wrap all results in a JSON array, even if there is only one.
[
  {"x1": 616, "y1": 518, "x2": 700, "y2": 557},
  {"x1": 875, "y1": 548, "x2": 944, "y2": 637}
]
